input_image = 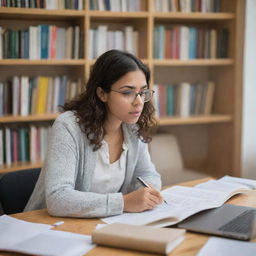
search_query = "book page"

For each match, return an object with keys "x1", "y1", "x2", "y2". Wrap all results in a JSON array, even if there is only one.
[
  {"x1": 102, "y1": 202, "x2": 179, "y2": 226},
  {"x1": 219, "y1": 175, "x2": 256, "y2": 189},
  {"x1": 150, "y1": 186, "x2": 227, "y2": 226},
  {"x1": 195, "y1": 180, "x2": 251, "y2": 200},
  {"x1": 103, "y1": 185, "x2": 227, "y2": 227},
  {"x1": 102, "y1": 179, "x2": 253, "y2": 228}
]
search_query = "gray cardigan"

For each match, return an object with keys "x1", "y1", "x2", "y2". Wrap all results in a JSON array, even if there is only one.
[{"x1": 24, "y1": 111, "x2": 161, "y2": 218}]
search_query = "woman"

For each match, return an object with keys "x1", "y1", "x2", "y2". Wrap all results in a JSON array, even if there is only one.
[{"x1": 25, "y1": 50, "x2": 163, "y2": 217}]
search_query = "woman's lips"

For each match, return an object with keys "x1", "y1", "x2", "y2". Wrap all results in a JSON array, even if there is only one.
[{"x1": 129, "y1": 111, "x2": 141, "y2": 117}]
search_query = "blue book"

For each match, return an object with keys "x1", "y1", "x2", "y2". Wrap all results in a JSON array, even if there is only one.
[
  {"x1": 154, "y1": 26, "x2": 159, "y2": 58},
  {"x1": 189, "y1": 84, "x2": 196, "y2": 115},
  {"x1": 167, "y1": 85, "x2": 175, "y2": 116},
  {"x1": 105, "y1": 0, "x2": 110, "y2": 10},
  {"x1": 19, "y1": 128, "x2": 26, "y2": 162},
  {"x1": 40, "y1": 25, "x2": 49, "y2": 59},
  {"x1": 189, "y1": 27, "x2": 197, "y2": 59},
  {"x1": 158, "y1": 25, "x2": 165, "y2": 59},
  {"x1": 24, "y1": 29, "x2": 29, "y2": 59},
  {"x1": 58, "y1": 76, "x2": 67, "y2": 108}
]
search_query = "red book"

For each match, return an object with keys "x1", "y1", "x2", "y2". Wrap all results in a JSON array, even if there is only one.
[
  {"x1": 173, "y1": 26, "x2": 180, "y2": 59},
  {"x1": 158, "y1": 84, "x2": 167, "y2": 117},
  {"x1": 50, "y1": 26, "x2": 57, "y2": 59},
  {"x1": 12, "y1": 130, "x2": 18, "y2": 163},
  {"x1": 165, "y1": 29, "x2": 172, "y2": 59}
]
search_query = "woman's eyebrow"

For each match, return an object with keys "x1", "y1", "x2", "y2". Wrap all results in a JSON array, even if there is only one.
[{"x1": 119, "y1": 85, "x2": 148, "y2": 90}]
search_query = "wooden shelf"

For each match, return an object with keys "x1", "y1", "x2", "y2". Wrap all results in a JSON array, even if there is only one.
[
  {"x1": 153, "y1": 59, "x2": 234, "y2": 66},
  {"x1": 89, "y1": 10, "x2": 149, "y2": 19},
  {"x1": 0, "y1": 162, "x2": 42, "y2": 174},
  {"x1": 153, "y1": 12, "x2": 235, "y2": 20},
  {"x1": 0, "y1": 114, "x2": 59, "y2": 123},
  {"x1": 0, "y1": 7, "x2": 85, "y2": 19},
  {"x1": 158, "y1": 115, "x2": 233, "y2": 126},
  {"x1": 0, "y1": 59, "x2": 85, "y2": 66},
  {"x1": 88, "y1": 58, "x2": 149, "y2": 66}
]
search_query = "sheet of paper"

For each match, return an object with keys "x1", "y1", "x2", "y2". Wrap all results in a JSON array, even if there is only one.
[
  {"x1": 6, "y1": 230, "x2": 95, "y2": 256},
  {"x1": 0, "y1": 215, "x2": 95, "y2": 256},
  {"x1": 197, "y1": 237, "x2": 256, "y2": 256},
  {"x1": 0, "y1": 215, "x2": 52, "y2": 247}
]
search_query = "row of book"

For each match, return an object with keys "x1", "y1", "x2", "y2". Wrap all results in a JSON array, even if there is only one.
[
  {"x1": 89, "y1": 25, "x2": 138, "y2": 59},
  {"x1": 154, "y1": 0, "x2": 221, "y2": 13},
  {"x1": 89, "y1": 0, "x2": 141, "y2": 12},
  {"x1": 153, "y1": 81, "x2": 215, "y2": 117},
  {"x1": 0, "y1": 25, "x2": 83, "y2": 59},
  {"x1": 0, "y1": 0, "x2": 84, "y2": 9},
  {"x1": 0, "y1": 76, "x2": 82, "y2": 116},
  {"x1": 154, "y1": 25, "x2": 229, "y2": 59},
  {"x1": 0, "y1": 125, "x2": 50, "y2": 166}
]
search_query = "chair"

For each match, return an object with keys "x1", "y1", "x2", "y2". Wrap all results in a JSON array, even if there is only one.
[
  {"x1": 0, "y1": 168, "x2": 40, "y2": 214},
  {"x1": 149, "y1": 133, "x2": 208, "y2": 186}
]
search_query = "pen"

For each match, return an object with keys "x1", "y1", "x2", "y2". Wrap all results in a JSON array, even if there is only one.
[
  {"x1": 52, "y1": 221, "x2": 65, "y2": 228},
  {"x1": 137, "y1": 177, "x2": 168, "y2": 204}
]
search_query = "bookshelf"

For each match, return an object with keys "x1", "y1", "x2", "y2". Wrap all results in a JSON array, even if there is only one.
[{"x1": 0, "y1": 0, "x2": 244, "y2": 178}]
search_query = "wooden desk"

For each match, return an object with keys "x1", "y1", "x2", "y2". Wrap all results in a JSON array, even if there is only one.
[{"x1": 5, "y1": 177, "x2": 256, "y2": 256}]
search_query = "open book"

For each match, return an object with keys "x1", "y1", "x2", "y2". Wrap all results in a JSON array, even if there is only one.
[
  {"x1": 92, "y1": 223, "x2": 185, "y2": 255},
  {"x1": 102, "y1": 176, "x2": 256, "y2": 228}
]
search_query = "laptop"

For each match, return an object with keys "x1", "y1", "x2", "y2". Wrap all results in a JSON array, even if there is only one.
[{"x1": 177, "y1": 204, "x2": 256, "y2": 240}]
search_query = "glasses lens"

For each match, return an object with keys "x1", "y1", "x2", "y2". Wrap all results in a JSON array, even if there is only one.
[{"x1": 143, "y1": 90, "x2": 153, "y2": 102}]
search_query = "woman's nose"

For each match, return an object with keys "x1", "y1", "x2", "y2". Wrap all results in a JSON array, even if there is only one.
[{"x1": 132, "y1": 93, "x2": 144, "y2": 105}]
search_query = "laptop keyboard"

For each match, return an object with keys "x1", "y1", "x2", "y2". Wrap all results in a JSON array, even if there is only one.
[{"x1": 218, "y1": 209, "x2": 256, "y2": 234}]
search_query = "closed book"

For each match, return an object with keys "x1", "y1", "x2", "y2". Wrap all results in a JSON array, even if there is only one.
[
  {"x1": 40, "y1": 25, "x2": 49, "y2": 59},
  {"x1": 36, "y1": 77, "x2": 48, "y2": 114},
  {"x1": 203, "y1": 81, "x2": 215, "y2": 115},
  {"x1": 92, "y1": 223, "x2": 185, "y2": 255},
  {"x1": 0, "y1": 129, "x2": 3, "y2": 165}
]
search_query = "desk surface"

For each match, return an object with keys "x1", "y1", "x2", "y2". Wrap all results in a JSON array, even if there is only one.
[{"x1": 5, "y1": 177, "x2": 256, "y2": 256}]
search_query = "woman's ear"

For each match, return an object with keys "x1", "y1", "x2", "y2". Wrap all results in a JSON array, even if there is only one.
[{"x1": 96, "y1": 87, "x2": 108, "y2": 102}]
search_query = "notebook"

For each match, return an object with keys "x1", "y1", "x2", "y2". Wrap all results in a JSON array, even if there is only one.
[
  {"x1": 177, "y1": 204, "x2": 256, "y2": 240},
  {"x1": 92, "y1": 223, "x2": 185, "y2": 255}
]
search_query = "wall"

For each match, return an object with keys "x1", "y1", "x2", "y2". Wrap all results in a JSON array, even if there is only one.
[{"x1": 241, "y1": 0, "x2": 256, "y2": 178}]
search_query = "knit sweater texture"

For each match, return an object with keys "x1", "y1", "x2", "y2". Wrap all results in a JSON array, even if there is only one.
[{"x1": 24, "y1": 111, "x2": 161, "y2": 217}]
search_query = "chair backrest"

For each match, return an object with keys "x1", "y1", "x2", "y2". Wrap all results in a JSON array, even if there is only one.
[
  {"x1": 0, "y1": 168, "x2": 40, "y2": 214},
  {"x1": 148, "y1": 133, "x2": 184, "y2": 186}
]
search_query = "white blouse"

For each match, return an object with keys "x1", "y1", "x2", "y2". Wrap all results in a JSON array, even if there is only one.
[{"x1": 90, "y1": 140, "x2": 128, "y2": 194}]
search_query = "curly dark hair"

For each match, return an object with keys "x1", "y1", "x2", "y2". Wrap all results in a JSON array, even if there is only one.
[{"x1": 63, "y1": 50, "x2": 157, "y2": 151}]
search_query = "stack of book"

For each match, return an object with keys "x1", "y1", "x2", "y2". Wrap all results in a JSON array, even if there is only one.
[
  {"x1": 90, "y1": 0, "x2": 141, "y2": 11},
  {"x1": 154, "y1": 25, "x2": 229, "y2": 59},
  {"x1": 0, "y1": 0, "x2": 84, "y2": 9},
  {"x1": 153, "y1": 81, "x2": 215, "y2": 117},
  {"x1": 0, "y1": 125, "x2": 50, "y2": 166},
  {"x1": 89, "y1": 25, "x2": 139, "y2": 59},
  {"x1": 154, "y1": 0, "x2": 221, "y2": 12},
  {"x1": 0, "y1": 76, "x2": 82, "y2": 116},
  {"x1": 0, "y1": 25, "x2": 83, "y2": 59}
]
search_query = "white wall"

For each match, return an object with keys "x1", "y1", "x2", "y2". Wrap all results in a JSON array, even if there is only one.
[{"x1": 241, "y1": 0, "x2": 256, "y2": 178}]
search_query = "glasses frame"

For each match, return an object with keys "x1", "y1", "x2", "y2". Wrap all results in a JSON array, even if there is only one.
[{"x1": 110, "y1": 89, "x2": 155, "y2": 103}]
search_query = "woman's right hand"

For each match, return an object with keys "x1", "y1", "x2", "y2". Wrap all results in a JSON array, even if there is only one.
[{"x1": 123, "y1": 187, "x2": 164, "y2": 212}]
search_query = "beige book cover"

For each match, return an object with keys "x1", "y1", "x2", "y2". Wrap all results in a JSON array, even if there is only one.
[{"x1": 92, "y1": 223, "x2": 185, "y2": 255}]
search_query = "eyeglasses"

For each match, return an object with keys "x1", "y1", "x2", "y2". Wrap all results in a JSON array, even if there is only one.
[{"x1": 110, "y1": 89, "x2": 155, "y2": 103}]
